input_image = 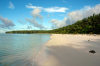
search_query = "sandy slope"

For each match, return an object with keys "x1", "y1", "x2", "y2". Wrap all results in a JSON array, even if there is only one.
[{"x1": 35, "y1": 34, "x2": 100, "y2": 66}]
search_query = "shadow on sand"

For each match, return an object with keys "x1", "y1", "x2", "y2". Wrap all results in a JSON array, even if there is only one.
[{"x1": 43, "y1": 45, "x2": 100, "y2": 66}]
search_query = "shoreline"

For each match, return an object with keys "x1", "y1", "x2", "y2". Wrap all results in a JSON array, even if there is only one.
[
  {"x1": 35, "y1": 34, "x2": 100, "y2": 66},
  {"x1": 46, "y1": 34, "x2": 100, "y2": 47}
]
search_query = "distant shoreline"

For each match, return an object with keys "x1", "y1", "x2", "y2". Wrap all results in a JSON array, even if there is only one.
[
  {"x1": 6, "y1": 14, "x2": 100, "y2": 34},
  {"x1": 5, "y1": 31, "x2": 100, "y2": 35}
]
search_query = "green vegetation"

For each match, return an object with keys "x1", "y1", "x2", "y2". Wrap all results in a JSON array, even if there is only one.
[
  {"x1": 6, "y1": 14, "x2": 100, "y2": 34},
  {"x1": 6, "y1": 30, "x2": 52, "y2": 34}
]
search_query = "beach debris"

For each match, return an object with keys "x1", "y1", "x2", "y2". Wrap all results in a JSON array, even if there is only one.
[
  {"x1": 89, "y1": 50, "x2": 96, "y2": 54},
  {"x1": 88, "y1": 40, "x2": 90, "y2": 41}
]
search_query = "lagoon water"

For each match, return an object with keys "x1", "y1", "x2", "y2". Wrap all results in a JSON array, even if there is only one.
[{"x1": 0, "y1": 34, "x2": 51, "y2": 66}]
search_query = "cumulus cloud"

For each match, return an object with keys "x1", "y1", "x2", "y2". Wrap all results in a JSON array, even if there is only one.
[
  {"x1": 50, "y1": 4, "x2": 100, "y2": 28},
  {"x1": 0, "y1": 16, "x2": 15, "y2": 28},
  {"x1": 9, "y1": 1, "x2": 15, "y2": 9},
  {"x1": 31, "y1": 8, "x2": 42, "y2": 19},
  {"x1": 44, "y1": 7, "x2": 68, "y2": 13},
  {"x1": 26, "y1": 18, "x2": 45, "y2": 29},
  {"x1": 26, "y1": 3, "x2": 68, "y2": 13},
  {"x1": 51, "y1": 17, "x2": 67, "y2": 28},
  {"x1": 68, "y1": 4, "x2": 100, "y2": 24},
  {"x1": 25, "y1": 8, "x2": 45, "y2": 29}
]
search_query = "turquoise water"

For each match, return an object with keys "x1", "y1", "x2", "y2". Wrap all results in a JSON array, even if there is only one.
[{"x1": 0, "y1": 34, "x2": 51, "y2": 66}]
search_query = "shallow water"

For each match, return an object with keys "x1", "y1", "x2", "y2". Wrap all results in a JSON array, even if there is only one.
[{"x1": 0, "y1": 34, "x2": 51, "y2": 66}]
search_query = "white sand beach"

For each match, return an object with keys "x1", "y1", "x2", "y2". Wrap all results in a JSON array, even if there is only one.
[
  {"x1": 46, "y1": 34, "x2": 100, "y2": 49},
  {"x1": 35, "y1": 34, "x2": 100, "y2": 66}
]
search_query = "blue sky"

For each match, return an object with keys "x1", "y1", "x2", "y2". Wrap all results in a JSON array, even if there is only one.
[{"x1": 0, "y1": 0, "x2": 100, "y2": 32}]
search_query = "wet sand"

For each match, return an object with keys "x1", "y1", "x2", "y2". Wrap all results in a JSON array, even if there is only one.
[{"x1": 35, "y1": 34, "x2": 100, "y2": 66}]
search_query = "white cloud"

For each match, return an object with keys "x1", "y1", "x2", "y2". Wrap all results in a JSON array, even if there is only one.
[
  {"x1": 0, "y1": 16, "x2": 15, "y2": 28},
  {"x1": 26, "y1": 8, "x2": 45, "y2": 29},
  {"x1": 26, "y1": 18, "x2": 45, "y2": 29},
  {"x1": 68, "y1": 4, "x2": 100, "y2": 24},
  {"x1": 51, "y1": 17, "x2": 67, "y2": 28},
  {"x1": 26, "y1": 3, "x2": 100, "y2": 29},
  {"x1": 26, "y1": 3, "x2": 68, "y2": 13},
  {"x1": 26, "y1": 3, "x2": 42, "y2": 9},
  {"x1": 31, "y1": 8, "x2": 42, "y2": 19},
  {"x1": 44, "y1": 7, "x2": 68, "y2": 13},
  {"x1": 9, "y1": 1, "x2": 15, "y2": 9},
  {"x1": 50, "y1": 4, "x2": 100, "y2": 28}
]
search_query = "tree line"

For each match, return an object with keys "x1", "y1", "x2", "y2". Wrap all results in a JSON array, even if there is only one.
[{"x1": 6, "y1": 14, "x2": 100, "y2": 34}]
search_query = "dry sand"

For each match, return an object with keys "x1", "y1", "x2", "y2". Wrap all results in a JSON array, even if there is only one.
[
  {"x1": 35, "y1": 34, "x2": 100, "y2": 66},
  {"x1": 46, "y1": 34, "x2": 100, "y2": 49}
]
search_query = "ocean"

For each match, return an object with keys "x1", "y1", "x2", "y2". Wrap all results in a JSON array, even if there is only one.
[{"x1": 0, "y1": 34, "x2": 50, "y2": 66}]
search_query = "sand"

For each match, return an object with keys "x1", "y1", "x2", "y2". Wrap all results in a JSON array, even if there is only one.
[
  {"x1": 46, "y1": 34, "x2": 100, "y2": 49},
  {"x1": 35, "y1": 34, "x2": 100, "y2": 66}
]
